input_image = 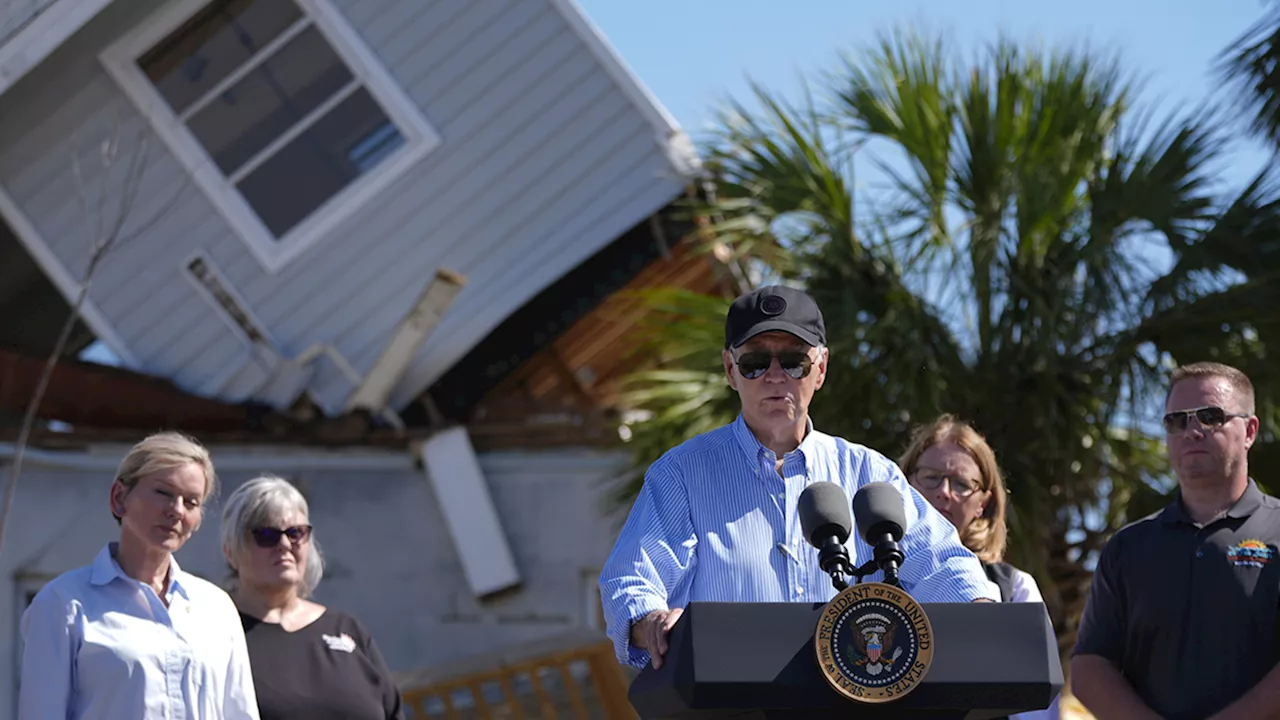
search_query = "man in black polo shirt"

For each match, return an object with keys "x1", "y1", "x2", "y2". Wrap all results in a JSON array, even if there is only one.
[{"x1": 1072, "y1": 362, "x2": 1280, "y2": 720}]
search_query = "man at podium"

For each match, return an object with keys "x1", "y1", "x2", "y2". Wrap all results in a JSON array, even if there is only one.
[{"x1": 599, "y1": 286, "x2": 998, "y2": 670}]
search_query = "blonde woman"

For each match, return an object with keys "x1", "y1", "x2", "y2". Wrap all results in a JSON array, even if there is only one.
[
  {"x1": 899, "y1": 415, "x2": 1058, "y2": 720},
  {"x1": 19, "y1": 431, "x2": 258, "y2": 719},
  {"x1": 222, "y1": 475, "x2": 403, "y2": 720}
]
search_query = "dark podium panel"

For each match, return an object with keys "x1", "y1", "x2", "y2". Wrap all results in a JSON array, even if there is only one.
[{"x1": 629, "y1": 601, "x2": 1063, "y2": 720}]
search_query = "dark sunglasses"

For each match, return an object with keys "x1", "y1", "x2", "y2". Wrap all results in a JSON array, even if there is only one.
[
  {"x1": 1161, "y1": 406, "x2": 1249, "y2": 433},
  {"x1": 250, "y1": 524, "x2": 313, "y2": 548},
  {"x1": 734, "y1": 351, "x2": 813, "y2": 380}
]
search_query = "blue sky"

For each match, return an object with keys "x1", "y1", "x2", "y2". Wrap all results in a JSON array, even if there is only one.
[{"x1": 578, "y1": 0, "x2": 1270, "y2": 189}]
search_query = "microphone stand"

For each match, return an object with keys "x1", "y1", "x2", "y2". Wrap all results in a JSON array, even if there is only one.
[
  {"x1": 818, "y1": 537, "x2": 856, "y2": 591},
  {"x1": 850, "y1": 536, "x2": 905, "y2": 589}
]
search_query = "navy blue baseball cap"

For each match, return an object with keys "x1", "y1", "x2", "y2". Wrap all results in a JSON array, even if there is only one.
[{"x1": 724, "y1": 286, "x2": 826, "y2": 348}]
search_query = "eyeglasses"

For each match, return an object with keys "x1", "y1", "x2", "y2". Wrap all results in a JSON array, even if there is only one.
[
  {"x1": 250, "y1": 525, "x2": 313, "y2": 548},
  {"x1": 733, "y1": 351, "x2": 814, "y2": 380},
  {"x1": 911, "y1": 470, "x2": 982, "y2": 499},
  {"x1": 1161, "y1": 406, "x2": 1250, "y2": 433}
]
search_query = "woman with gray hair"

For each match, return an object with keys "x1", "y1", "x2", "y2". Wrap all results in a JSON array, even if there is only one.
[
  {"x1": 19, "y1": 431, "x2": 259, "y2": 719},
  {"x1": 222, "y1": 474, "x2": 403, "y2": 720}
]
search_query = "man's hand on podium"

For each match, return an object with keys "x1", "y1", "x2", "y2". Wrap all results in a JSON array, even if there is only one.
[{"x1": 631, "y1": 608, "x2": 684, "y2": 669}]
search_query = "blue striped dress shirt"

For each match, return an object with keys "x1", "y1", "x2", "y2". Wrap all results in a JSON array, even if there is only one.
[{"x1": 600, "y1": 414, "x2": 999, "y2": 667}]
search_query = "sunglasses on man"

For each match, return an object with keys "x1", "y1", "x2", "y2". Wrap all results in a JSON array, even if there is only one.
[
  {"x1": 250, "y1": 524, "x2": 313, "y2": 548},
  {"x1": 732, "y1": 351, "x2": 814, "y2": 380},
  {"x1": 1161, "y1": 405, "x2": 1250, "y2": 433}
]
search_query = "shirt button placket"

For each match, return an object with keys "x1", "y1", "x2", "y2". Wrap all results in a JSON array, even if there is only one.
[
  {"x1": 171, "y1": 647, "x2": 185, "y2": 719},
  {"x1": 785, "y1": 457, "x2": 807, "y2": 599},
  {"x1": 762, "y1": 452, "x2": 791, "y2": 596},
  {"x1": 1194, "y1": 527, "x2": 1211, "y2": 559},
  {"x1": 165, "y1": 605, "x2": 186, "y2": 720}
]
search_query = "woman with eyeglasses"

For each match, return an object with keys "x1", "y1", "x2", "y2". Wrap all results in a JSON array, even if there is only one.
[
  {"x1": 221, "y1": 475, "x2": 404, "y2": 719},
  {"x1": 898, "y1": 415, "x2": 1059, "y2": 720}
]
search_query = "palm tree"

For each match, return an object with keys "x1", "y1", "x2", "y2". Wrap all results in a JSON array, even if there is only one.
[
  {"x1": 1203, "y1": 1, "x2": 1280, "y2": 473},
  {"x1": 615, "y1": 30, "x2": 1280, "y2": 662},
  {"x1": 1221, "y1": 2, "x2": 1280, "y2": 147}
]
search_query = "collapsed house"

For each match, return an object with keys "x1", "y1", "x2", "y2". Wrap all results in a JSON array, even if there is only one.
[{"x1": 0, "y1": 0, "x2": 736, "y2": 716}]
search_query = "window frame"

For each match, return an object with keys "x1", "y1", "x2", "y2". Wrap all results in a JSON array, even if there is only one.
[{"x1": 101, "y1": 0, "x2": 441, "y2": 274}]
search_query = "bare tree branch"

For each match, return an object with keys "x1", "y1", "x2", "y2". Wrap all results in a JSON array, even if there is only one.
[
  {"x1": 0, "y1": 278, "x2": 98, "y2": 555},
  {"x1": 0, "y1": 120, "x2": 182, "y2": 556}
]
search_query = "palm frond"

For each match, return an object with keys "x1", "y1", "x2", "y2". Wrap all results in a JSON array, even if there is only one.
[
  {"x1": 831, "y1": 28, "x2": 955, "y2": 250},
  {"x1": 1217, "y1": 3, "x2": 1280, "y2": 147}
]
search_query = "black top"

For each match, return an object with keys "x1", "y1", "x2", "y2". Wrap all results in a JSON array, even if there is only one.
[
  {"x1": 241, "y1": 610, "x2": 404, "y2": 720},
  {"x1": 1074, "y1": 479, "x2": 1280, "y2": 720},
  {"x1": 982, "y1": 561, "x2": 1018, "y2": 603}
]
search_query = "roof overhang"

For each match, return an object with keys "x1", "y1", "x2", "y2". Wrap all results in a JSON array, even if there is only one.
[{"x1": 0, "y1": 0, "x2": 112, "y2": 98}]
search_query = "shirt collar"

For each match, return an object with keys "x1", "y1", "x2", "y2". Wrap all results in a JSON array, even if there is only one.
[
  {"x1": 731, "y1": 413, "x2": 819, "y2": 463},
  {"x1": 90, "y1": 542, "x2": 190, "y2": 601},
  {"x1": 1229, "y1": 479, "x2": 1266, "y2": 517},
  {"x1": 1160, "y1": 478, "x2": 1264, "y2": 525}
]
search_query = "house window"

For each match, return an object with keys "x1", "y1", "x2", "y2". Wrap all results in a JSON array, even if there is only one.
[{"x1": 102, "y1": 0, "x2": 440, "y2": 273}]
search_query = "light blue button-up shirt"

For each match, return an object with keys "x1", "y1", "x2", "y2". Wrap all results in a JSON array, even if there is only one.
[
  {"x1": 600, "y1": 414, "x2": 999, "y2": 666},
  {"x1": 19, "y1": 543, "x2": 259, "y2": 719}
]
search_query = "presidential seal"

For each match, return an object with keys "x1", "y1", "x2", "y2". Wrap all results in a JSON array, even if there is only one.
[{"x1": 814, "y1": 582, "x2": 934, "y2": 704}]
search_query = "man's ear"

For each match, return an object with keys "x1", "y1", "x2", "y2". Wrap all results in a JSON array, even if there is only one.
[
  {"x1": 723, "y1": 348, "x2": 737, "y2": 391},
  {"x1": 813, "y1": 346, "x2": 829, "y2": 390}
]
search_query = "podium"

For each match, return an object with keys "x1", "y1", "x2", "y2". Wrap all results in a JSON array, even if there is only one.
[{"x1": 628, "y1": 600, "x2": 1063, "y2": 719}]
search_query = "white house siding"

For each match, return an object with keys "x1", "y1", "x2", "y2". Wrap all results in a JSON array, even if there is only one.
[
  {"x1": 0, "y1": 444, "x2": 630, "y2": 720},
  {"x1": 0, "y1": 0, "x2": 691, "y2": 414},
  {"x1": 0, "y1": 0, "x2": 57, "y2": 44}
]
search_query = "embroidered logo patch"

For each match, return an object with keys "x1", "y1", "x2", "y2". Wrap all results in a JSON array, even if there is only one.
[
  {"x1": 322, "y1": 633, "x2": 356, "y2": 652},
  {"x1": 1227, "y1": 539, "x2": 1275, "y2": 568},
  {"x1": 760, "y1": 295, "x2": 787, "y2": 316}
]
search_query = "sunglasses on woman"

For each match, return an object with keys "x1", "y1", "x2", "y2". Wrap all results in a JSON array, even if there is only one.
[
  {"x1": 1161, "y1": 406, "x2": 1249, "y2": 433},
  {"x1": 733, "y1": 351, "x2": 814, "y2": 380},
  {"x1": 250, "y1": 524, "x2": 313, "y2": 548}
]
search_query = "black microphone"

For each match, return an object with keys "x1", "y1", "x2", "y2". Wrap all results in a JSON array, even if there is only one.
[
  {"x1": 798, "y1": 482, "x2": 855, "y2": 591},
  {"x1": 853, "y1": 482, "x2": 908, "y2": 587}
]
